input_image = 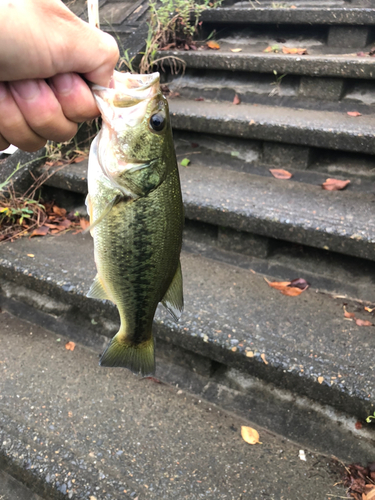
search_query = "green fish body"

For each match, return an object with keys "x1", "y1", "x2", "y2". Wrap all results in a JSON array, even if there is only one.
[{"x1": 87, "y1": 71, "x2": 184, "y2": 375}]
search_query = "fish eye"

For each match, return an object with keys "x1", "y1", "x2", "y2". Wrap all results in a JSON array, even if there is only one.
[{"x1": 149, "y1": 113, "x2": 165, "y2": 132}]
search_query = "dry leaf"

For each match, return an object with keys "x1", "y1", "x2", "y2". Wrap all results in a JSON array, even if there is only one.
[
  {"x1": 355, "y1": 319, "x2": 373, "y2": 327},
  {"x1": 344, "y1": 306, "x2": 356, "y2": 319},
  {"x1": 80, "y1": 218, "x2": 90, "y2": 231},
  {"x1": 245, "y1": 350, "x2": 254, "y2": 358},
  {"x1": 269, "y1": 168, "x2": 292, "y2": 180},
  {"x1": 30, "y1": 226, "x2": 49, "y2": 237},
  {"x1": 282, "y1": 47, "x2": 307, "y2": 55},
  {"x1": 194, "y1": 97, "x2": 204, "y2": 101},
  {"x1": 52, "y1": 205, "x2": 67, "y2": 217},
  {"x1": 347, "y1": 111, "x2": 362, "y2": 117},
  {"x1": 264, "y1": 45, "x2": 280, "y2": 53},
  {"x1": 241, "y1": 426, "x2": 261, "y2": 445},
  {"x1": 264, "y1": 278, "x2": 309, "y2": 296},
  {"x1": 73, "y1": 155, "x2": 87, "y2": 163},
  {"x1": 365, "y1": 307, "x2": 375, "y2": 313},
  {"x1": 65, "y1": 341, "x2": 76, "y2": 351},
  {"x1": 233, "y1": 94, "x2": 241, "y2": 105},
  {"x1": 261, "y1": 353, "x2": 268, "y2": 365},
  {"x1": 230, "y1": 48, "x2": 242, "y2": 52},
  {"x1": 318, "y1": 376, "x2": 324, "y2": 384},
  {"x1": 322, "y1": 178, "x2": 350, "y2": 191},
  {"x1": 27, "y1": 254, "x2": 34, "y2": 258},
  {"x1": 207, "y1": 41, "x2": 220, "y2": 50}
]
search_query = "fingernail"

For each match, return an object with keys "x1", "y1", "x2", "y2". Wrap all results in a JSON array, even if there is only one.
[
  {"x1": 11, "y1": 79, "x2": 40, "y2": 100},
  {"x1": 52, "y1": 73, "x2": 73, "y2": 94}
]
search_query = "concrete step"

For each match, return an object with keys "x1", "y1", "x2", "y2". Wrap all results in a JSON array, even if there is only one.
[
  {"x1": 0, "y1": 312, "x2": 349, "y2": 499},
  {"x1": 162, "y1": 49, "x2": 375, "y2": 80},
  {"x1": 1, "y1": 232, "x2": 375, "y2": 436},
  {"x1": 168, "y1": 98, "x2": 375, "y2": 155},
  {"x1": 201, "y1": 5, "x2": 375, "y2": 26},
  {"x1": 41, "y1": 159, "x2": 375, "y2": 262},
  {"x1": 165, "y1": 70, "x2": 375, "y2": 110}
]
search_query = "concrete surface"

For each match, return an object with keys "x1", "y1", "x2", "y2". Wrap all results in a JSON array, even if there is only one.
[
  {"x1": 0, "y1": 232, "x2": 375, "y2": 425},
  {"x1": 0, "y1": 312, "x2": 346, "y2": 500}
]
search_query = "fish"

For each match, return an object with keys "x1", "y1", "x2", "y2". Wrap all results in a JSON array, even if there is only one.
[{"x1": 86, "y1": 71, "x2": 184, "y2": 376}]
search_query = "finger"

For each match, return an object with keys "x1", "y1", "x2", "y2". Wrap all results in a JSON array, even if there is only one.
[
  {"x1": 49, "y1": 73, "x2": 99, "y2": 122},
  {"x1": 9, "y1": 79, "x2": 77, "y2": 143},
  {"x1": 0, "y1": 82, "x2": 46, "y2": 152},
  {"x1": 81, "y1": 31, "x2": 119, "y2": 87}
]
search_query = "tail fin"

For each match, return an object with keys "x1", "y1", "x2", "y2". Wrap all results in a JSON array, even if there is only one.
[{"x1": 99, "y1": 334, "x2": 155, "y2": 376}]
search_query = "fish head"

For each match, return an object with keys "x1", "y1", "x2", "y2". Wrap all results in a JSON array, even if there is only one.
[{"x1": 91, "y1": 71, "x2": 173, "y2": 195}]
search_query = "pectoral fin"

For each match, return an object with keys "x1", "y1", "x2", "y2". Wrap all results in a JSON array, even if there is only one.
[
  {"x1": 85, "y1": 194, "x2": 124, "y2": 233},
  {"x1": 161, "y1": 261, "x2": 183, "y2": 322},
  {"x1": 87, "y1": 275, "x2": 111, "y2": 301}
]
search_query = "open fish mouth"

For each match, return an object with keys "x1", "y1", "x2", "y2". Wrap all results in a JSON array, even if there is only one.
[{"x1": 91, "y1": 71, "x2": 160, "y2": 107}]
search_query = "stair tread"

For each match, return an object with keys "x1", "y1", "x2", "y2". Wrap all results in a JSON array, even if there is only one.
[
  {"x1": 169, "y1": 98, "x2": 375, "y2": 154},
  {"x1": 0, "y1": 231, "x2": 374, "y2": 418},
  {"x1": 161, "y1": 50, "x2": 375, "y2": 79},
  {"x1": 201, "y1": 6, "x2": 375, "y2": 24},
  {"x1": 43, "y1": 160, "x2": 375, "y2": 260}
]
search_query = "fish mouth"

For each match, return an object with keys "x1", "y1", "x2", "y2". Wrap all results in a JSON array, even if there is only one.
[{"x1": 91, "y1": 71, "x2": 160, "y2": 107}]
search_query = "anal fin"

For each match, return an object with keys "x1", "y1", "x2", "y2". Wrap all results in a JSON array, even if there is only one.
[
  {"x1": 161, "y1": 261, "x2": 183, "y2": 322},
  {"x1": 87, "y1": 274, "x2": 111, "y2": 301}
]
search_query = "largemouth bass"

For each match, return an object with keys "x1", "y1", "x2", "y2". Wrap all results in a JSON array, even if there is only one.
[{"x1": 86, "y1": 71, "x2": 184, "y2": 376}]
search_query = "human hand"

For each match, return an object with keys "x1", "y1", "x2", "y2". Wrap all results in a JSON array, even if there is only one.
[{"x1": 0, "y1": 0, "x2": 119, "y2": 152}]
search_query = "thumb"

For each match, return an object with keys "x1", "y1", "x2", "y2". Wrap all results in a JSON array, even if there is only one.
[{"x1": 82, "y1": 30, "x2": 120, "y2": 87}]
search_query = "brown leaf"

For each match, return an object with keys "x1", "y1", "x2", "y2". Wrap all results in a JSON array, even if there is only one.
[
  {"x1": 347, "y1": 111, "x2": 362, "y2": 117},
  {"x1": 264, "y1": 278, "x2": 309, "y2": 296},
  {"x1": 80, "y1": 218, "x2": 90, "y2": 231},
  {"x1": 73, "y1": 156, "x2": 87, "y2": 163},
  {"x1": 355, "y1": 319, "x2": 373, "y2": 327},
  {"x1": 282, "y1": 47, "x2": 307, "y2": 55},
  {"x1": 207, "y1": 41, "x2": 220, "y2": 50},
  {"x1": 365, "y1": 306, "x2": 375, "y2": 313},
  {"x1": 194, "y1": 97, "x2": 205, "y2": 101},
  {"x1": 30, "y1": 226, "x2": 49, "y2": 237},
  {"x1": 322, "y1": 178, "x2": 351, "y2": 191},
  {"x1": 344, "y1": 307, "x2": 356, "y2": 319},
  {"x1": 241, "y1": 426, "x2": 261, "y2": 445},
  {"x1": 65, "y1": 341, "x2": 76, "y2": 351},
  {"x1": 52, "y1": 205, "x2": 67, "y2": 217},
  {"x1": 233, "y1": 94, "x2": 241, "y2": 105},
  {"x1": 269, "y1": 168, "x2": 292, "y2": 180},
  {"x1": 355, "y1": 421, "x2": 363, "y2": 430}
]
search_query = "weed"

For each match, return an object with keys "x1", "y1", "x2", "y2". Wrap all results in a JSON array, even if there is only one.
[
  {"x1": 366, "y1": 411, "x2": 375, "y2": 423},
  {"x1": 119, "y1": 0, "x2": 223, "y2": 74},
  {"x1": 269, "y1": 70, "x2": 287, "y2": 96}
]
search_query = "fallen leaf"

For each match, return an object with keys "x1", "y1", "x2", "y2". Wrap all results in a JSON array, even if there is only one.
[
  {"x1": 241, "y1": 426, "x2": 261, "y2": 445},
  {"x1": 264, "y1": 45, "x2": 280, "y2": 53},
  {"x1": 65, "y1": 341, "x2": 76, "y2": 351},
  {"x1": 194, "y1": 97, "x2": 205, "y2": 101},
  {"x1": 365, "y1": 307, "x2": 375, "y2": 313},
  {"x1": 264, "y1": 278, "x2": 309, "y2": 296},
  {"x1": 344, "y1": 306, "x2": 356, "y2": 319},
  {"x1": 355, "y1": 319, "x2": 373, "y2": 327},
  {"x1": 357, "y1": 51, "x2": 367, "y2": 57},
  {"x1": 282, "y1": 47, "x2": 307, "y2": 55},
  {"x1": 52, "y1": 205, "x2": 67, "y2": 217},
  {"x1": 27, "y1": 254, "x2": 34, "y2": 258},
  {"x1": 269, "y1": 168, "x2": 292, "y2": 180},
  {"x1": 347, "y1": 111, "x2": 362, "y2": 117},
  {"x1": 207, "y1": 41, "x2": 220, "y2": 50},
  {"x1": 73, "y1": 156, "x2": 86, "y2": 163},
  {"x1": 80, "y1": 218, "x2": 90, "y2": 231},
  {"x1": 230, "y1": 48, "x2": 242, "y2": 52},
  {"x1": 245, "y1": 350, "x2": 254, "y2": 358},
  {"x1": 30, "y1": 226, "x2": 49, "y2": 237},
  {"x1": 322, "y1": 178, "x2": 350, "y2": 191},
  {"x1": 233, "y1": 94, "x2": 241, "y2": 105},
  {"x1": 249, "y1": 119, "x2": 256, "y2": 125},
  {"x1": 180, "y1": 158, "x2": 190, "y2": 167},
  {"x1": 261, "y1": 353, "x2": 268, "y2": 365},
  {"x1": 318, "y1": 376, "x2": 324, "y2": 384},
  {"x1": 355, "y1": 421, "x2": 363, "y2": 430}
]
